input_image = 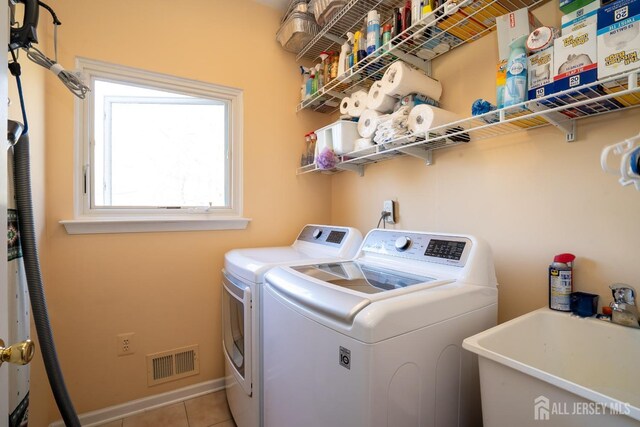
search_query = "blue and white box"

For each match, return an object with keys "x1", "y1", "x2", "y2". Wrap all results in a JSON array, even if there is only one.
[
  {"x1": 597, "y1": 0, "x2": 640, "y2": 78},
  {"x1": 562, "y1": 1, "x2": 601, "y2": 35},
  {"x1": 528, "y1": 46, "x2": 555, "y2": 99}
]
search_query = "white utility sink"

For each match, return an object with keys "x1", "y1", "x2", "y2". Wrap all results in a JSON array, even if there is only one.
[{"x1": 463, "y1": 308, "x2": 640, "y2": 427}]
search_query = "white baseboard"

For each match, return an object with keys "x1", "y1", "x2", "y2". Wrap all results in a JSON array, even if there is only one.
[{"x1": 49, "y1": 378, "x2": 225, "y2": 427}]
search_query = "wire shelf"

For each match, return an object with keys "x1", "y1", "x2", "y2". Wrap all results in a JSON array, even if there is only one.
[
  {"x1": 296, "y1": 70, "x2": 640, "y2": 176},
  {"x1": 296, "y1": 0, "x2": 548, "y2": 113}
]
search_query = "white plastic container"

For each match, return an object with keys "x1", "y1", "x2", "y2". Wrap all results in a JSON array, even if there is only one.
[{"x1": 314, "y1": 120, "x2": 359, "y2": 155}]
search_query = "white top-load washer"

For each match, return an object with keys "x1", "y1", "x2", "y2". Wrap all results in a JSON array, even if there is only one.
[
  {"x1": 222, "y1": 224, "x2": 363, "y2": 427},
  {"x1": 262, "y1": 229, "x2": 498, "y2": 427}
]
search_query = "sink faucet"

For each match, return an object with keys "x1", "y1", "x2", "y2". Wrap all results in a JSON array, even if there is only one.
[{"x1": 610, "y1": 284, "x2": 640, "y2": 329}]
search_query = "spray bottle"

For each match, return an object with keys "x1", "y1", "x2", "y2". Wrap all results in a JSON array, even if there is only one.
[
  {"x1": 300, "y1": 66, "x2": 310, "y2": 100},
  {"x1": 503, "y1": 35, "x2": 528, "y2": 107},
  {"x1": 310, "y1": 66, "x2": 317, "y2": 94},
  {"x1": 338, "y1": 32, "x2": 353, "y2": 77},
  {"x1": 366, "y1": 10, "x2": 381, "y2": 55},
  {"x1": 549, "y1": 253, "x2": 576, "y2": 312}
]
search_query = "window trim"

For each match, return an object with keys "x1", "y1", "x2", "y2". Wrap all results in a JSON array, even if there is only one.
[{"x1": 63, "y1": 57, "x2": 249, "y2": 234}]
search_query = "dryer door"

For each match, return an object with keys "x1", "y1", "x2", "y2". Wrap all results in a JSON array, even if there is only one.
[{"x1": 222, "y1": 273, "x2": 252, "y2": 396}]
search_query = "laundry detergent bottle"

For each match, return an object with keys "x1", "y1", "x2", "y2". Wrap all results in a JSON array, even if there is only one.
[{"x1": 503, "y1": 35, "x2": 528, "y2": 107}]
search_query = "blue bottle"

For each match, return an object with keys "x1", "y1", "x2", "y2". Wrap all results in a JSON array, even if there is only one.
[{"x1": 503, "y1": 36, "x2": 528, "y2": 108}]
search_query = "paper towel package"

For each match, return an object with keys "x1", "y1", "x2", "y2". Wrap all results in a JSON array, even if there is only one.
[
  {"x1": 380, "y1": 61, "x2": 443, "y2": 101},
  {"x1": 528, "y1": 46, "x2": 556, "y2": 99},
  {"x1": 554, "y1": 23, "x2": 599, "y2": 91},
  {"x1": 496, "y1": 8, "x2": 542, "y2": 60},
  {"x1": 597, "y1": 0, "x2": 640, "y2": 78},
  {"x1": 562, "y1": 1, "x2": 600, "y2": 35},
  {"x1": 366, "y1": 81, "x2": 397, "y2": 113}
]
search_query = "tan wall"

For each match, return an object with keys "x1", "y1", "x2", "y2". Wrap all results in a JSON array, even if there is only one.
[
  {"x1": 37, "y1": 0, "x2": 330, "y2": 424},
  {"x1": 331, "y1": 2, "x2": 640, "y2": 323}
]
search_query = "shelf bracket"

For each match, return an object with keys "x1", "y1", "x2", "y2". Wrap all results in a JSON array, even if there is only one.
[
  {"x1": 391, "y1": 50, "x2": 431, "y2": 73},
  {"x1": 397, "y1": 146, "x2": 433, "y2": 165},
  {"x1": 322, "y1": 33, "x2": 345, "y2": 45},
  {"x1": 335, "y1": 163, "x2": 364, "y2": 176},
  {"x1": 526, "y1": 101, "x2": 576, "y2": 142}
]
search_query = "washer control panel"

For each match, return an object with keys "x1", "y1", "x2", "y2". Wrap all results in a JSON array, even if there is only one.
[
  {"x1": 362, "y1": 230, "x2": 472, "y2": 267},
  {"x1": 297, "y1": 225, "x2": 350, "y2": 247}
]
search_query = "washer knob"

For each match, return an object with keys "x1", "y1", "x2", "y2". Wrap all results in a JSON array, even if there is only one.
[
  {"x1": 312, "y1": 229, "x2": 323, "y2": 239},
  {"x1": 395, "y1": 236, "x2": 411, "y2": 251}
]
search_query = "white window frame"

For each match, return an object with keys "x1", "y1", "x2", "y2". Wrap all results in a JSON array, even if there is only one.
[{"x1": 62, "y1": 58, "x2": 249, "y2": 234}]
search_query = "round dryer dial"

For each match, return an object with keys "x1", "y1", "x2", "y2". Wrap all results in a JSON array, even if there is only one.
[
  {"x1": 313, "y1": 229, "x2": 323, "y2": 239},
  {"x1": 395, "y1": 236, "x2": 412, "y2": 251}
]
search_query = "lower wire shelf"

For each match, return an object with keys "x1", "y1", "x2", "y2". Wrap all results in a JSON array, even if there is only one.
[{"x1": 297, "y1": 70, "x2": 640, "y2": 176}]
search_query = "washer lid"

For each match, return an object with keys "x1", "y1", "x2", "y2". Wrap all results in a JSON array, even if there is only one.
[{"x1": 291, "y1": 261, "x2": 438, "y2": 294}]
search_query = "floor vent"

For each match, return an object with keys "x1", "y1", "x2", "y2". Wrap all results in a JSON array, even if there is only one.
[{"x1": 146, "y1": 345, "x2": 200, "y2": 386}]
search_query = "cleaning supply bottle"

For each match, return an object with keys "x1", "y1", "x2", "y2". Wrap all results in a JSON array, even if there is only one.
[
  {"x1": 338, "y1": 32, "x2": 353, "y2": 77},
  {"x1": 315, "y1": 63, "x2": 323, "y2": 90},
  {"x1": 310, "y1": 66, "x2": 317, "y2": 94},
  {"x1": 366, "y1": 10, "x2": 381, "y2": 55},
  {"x1": 330, "y1": 52, "x2": 339, "y2": 80},
  {"x1": 503, "y1": 35, "x2": 528, "y2": 107},
  {"x1": 382, "y1": 23, "x2": 392, "y2": 51},
  {"x1": 319, "y1": 51, "x2": 330, "y2": 86},
  {"x1": 411, "y1": 0, "x2": 422, "y2": 24},
  {"x1": 300, "y1": 66, "x2": 310, "y2": 100},
  {"x1": 549, "y1": 253, "x2": 576, "y2": 312}
]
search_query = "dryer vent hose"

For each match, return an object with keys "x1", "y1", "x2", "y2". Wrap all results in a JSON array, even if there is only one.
[{"x1": 13, "y1": 132, "x2": 81, "y2": 427}]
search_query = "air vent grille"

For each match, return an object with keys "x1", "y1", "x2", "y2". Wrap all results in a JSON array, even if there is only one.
[{"x1": 146, "y1": 345, "x2": 199, "y2": 386}]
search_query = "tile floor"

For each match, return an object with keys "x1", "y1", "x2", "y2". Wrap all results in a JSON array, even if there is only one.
[{"x1": 98, "y1": 390, "x2": 236, "y2": 427}]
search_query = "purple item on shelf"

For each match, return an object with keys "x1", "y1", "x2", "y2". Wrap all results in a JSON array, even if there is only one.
[{"x1": 316, "y1": 147, "x2": 338, "y2": 170}]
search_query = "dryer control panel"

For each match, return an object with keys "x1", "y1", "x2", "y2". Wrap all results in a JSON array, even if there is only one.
[
  {"x1": 361, "y1": 230, "x2": 472, "y2": 267},
  {"x1": 297, "y1": 225, "x2": 351, "y2": 247}
]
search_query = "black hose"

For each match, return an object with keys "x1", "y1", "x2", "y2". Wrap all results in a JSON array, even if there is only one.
[{"x1": 13, "y1": 132, "x2": 81, "y2": 427}]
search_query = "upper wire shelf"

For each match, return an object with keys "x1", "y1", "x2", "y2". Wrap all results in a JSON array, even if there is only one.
[
  {"x1": 296, "y1": 0, "x2": 547, "y2": 113},
  {"x1": 297, "y1": 71, "x2": 640, "y2": 176}
]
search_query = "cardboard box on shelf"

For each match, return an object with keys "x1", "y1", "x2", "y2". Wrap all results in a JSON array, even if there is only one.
[
  {"x1": 528, "y1": 46, "x2": 555, "y2": 99},
  {"x1": 496, "y1": 8, "x2": 542, "y2": 61},
  {"x1": 561, "y1": 1, "x2": 601, "y2": 35},
  {"x1": 554, "y1": 23, "x2": 599, "y2": 91},
  {"x1": 560, "y1": 0, "x2": 599, "y2": 14},
  {"x1": 597, "y1": 0, "x2": 640, "y2": 78}
]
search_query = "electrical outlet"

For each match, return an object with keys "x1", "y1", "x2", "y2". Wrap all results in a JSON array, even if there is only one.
[
  {"x1": 117, "y1": 333, "x2": 135, "y2": 356},
  {"x1": 383, "y1": 200, "x2": 396, "y2": 224}
]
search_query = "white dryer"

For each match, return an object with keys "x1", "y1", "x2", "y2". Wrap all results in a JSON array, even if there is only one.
[
  {"x1": 262, "y1": 229, "x2": 499, "y2": 427},
  {"x1": 222, "y1": 224, "x2": 363, "y2": 427}
]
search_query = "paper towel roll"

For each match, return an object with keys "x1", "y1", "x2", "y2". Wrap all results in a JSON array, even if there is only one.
[
  {"x1": 366, "y1": 81, "x2": 397, "y2": 113},
  {"x1": 347, "y1": 90, "x2": 368, "y2": 117},
  {"x1": 357, "y1": 109, "x2": 386, "y2": 138},
  {"x1": 340, "y1": 97, "x2": 351, "y2": 115},
  {"x1": 407, "y1": 105, "x2": 465, "y2": 139},
  {"x1": 381, "y1": 61, "x2": 443, "y2": 101}
]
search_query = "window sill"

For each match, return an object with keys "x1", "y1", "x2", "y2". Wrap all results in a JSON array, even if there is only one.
[{"x1": 60, "y1": 216, "x2": 251, "y2": 235}]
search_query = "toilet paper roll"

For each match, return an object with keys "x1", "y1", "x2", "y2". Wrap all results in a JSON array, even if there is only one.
[
  {"x1": 381, "y1": 61, "x2": 443, "y2": 101},
  {"x1": 408, "y1": 104, "x2": 466, "y2": 140},
  {"x1": 357, "y1": 109, "x2": 386, "y2": 138},
  {"x1": 340, "y1": 97, "x2": 351, "y2": 115},
  {"x1": 354, "y1": 137, "x2": 374, "y2": 151},
  {"x1": 366, "y1": 81, "x2": 397, "y2": 113},
  {"x1": 347, "y1": 90, "x2": 368, "y2": 117}
]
